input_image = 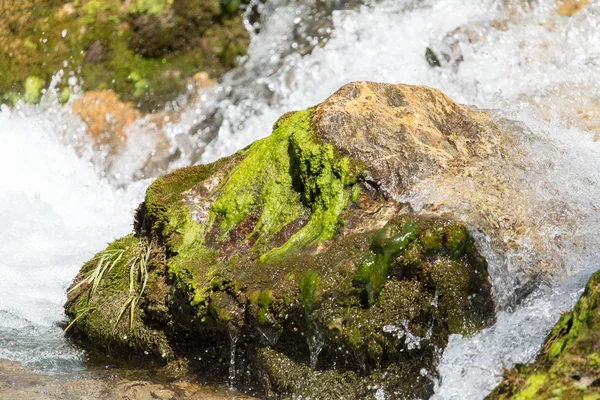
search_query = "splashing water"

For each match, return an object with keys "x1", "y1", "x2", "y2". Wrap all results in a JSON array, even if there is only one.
[
  {"x1": 0, "y1": 104, "x2": 146, "y2": 371},
  {"x1": 228, "y1": 332, "x2": 239, "y2": 388},
  {"x1": 432, "y1": 267, "x2": 594, "y2": 399},
  {"x1": 307, "y1": 327, "x2": 325, "y2": 369},
  {"x1": 1, "y1": 0, "x2": 600, "y2": 398}
]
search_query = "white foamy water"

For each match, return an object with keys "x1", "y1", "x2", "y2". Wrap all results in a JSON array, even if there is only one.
[
  {"x1": 1, "y1": 0, "x2": 599, "y2": 397},
  {"x1": 432, "y1": 266, "x2": 594, "y2": 400},
  {"x1": 0, "y1": 105, "x2": 146, "y2": 371}
]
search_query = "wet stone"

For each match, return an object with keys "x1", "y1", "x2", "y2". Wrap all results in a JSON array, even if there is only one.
[{"x1": 64, "y1": 82, "x2": 497, "y2": 398}]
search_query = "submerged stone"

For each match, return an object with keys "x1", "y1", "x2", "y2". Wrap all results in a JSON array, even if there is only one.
[{"x1": 65, "y1": 82, "x2": 497, "y2": 398}]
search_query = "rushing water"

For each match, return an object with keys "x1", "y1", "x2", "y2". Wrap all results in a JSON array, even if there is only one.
[
  {"x1": 0, "y1": 105, "x2": 147, "y2": 371},
  {"x1": 1, "y1": 0, "x2": 599, "y2": 398}
]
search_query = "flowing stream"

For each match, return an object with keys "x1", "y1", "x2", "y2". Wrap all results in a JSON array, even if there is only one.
[{"x1": 1, "y1": 0, "x2": 600, "y2": 398}]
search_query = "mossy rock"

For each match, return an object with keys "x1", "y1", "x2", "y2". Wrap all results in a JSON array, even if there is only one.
[
  {"x1": 65, "y1": 82, "x2": 498, "y2": 398},
  {"x1": 0, "y1": 0, "x2": 254, "y2": 110},
  {"x1": 487, "y1": 269, "x2": 600, "y2": 400}
]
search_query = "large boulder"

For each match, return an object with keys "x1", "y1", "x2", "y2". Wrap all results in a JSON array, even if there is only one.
[{"x1": 65, "y1": 82, "x2": 498, "y2": 398}]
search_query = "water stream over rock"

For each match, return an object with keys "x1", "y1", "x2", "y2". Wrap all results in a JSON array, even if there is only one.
[{"x1": 1, "y1": 0, "x2": 599, "y2": 398}]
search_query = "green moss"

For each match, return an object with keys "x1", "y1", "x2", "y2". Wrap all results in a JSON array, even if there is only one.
[
  {"x1": 547, "y1": 313, "x2": 573, "y2": 360},
  {"x1": 325, "y1": 278, "x2": 433, "y2": 365},
  {"x1": 131, "y1": 0, "x2": 174, "y2": 15},
  {"x1": 2, "y1": 92, "x2": 20, "y2": 107},
  {"x1": 256, "y1": 347, "x2": 432, "y2": 400},
  {"x1": 351, "y1": 185, "x2": 361, "y2": 202},
  {"x1": 419, "y1": 228, "x2": 443, "y2": 253},
  {"x1": 588, "y1": 352, "x2": 600, "y2": 367},
  {"x1": 514, "y1": 374, "x2": 547, "y2": 400},
  {"x1": 430, "y1": 258, "x2": 476, "y2": 333},
  {"x1": 82, "y1": 0, "x2": 117, "y2": 22},
  {"x1": 23, "y1": 76, "x2": 45, "y2": 104},
  {"x1": 258, "y1": 288, "x2": 274, "y2": 309},
  {"x1": 540, "y1": 272, "x2": 599, "y2": 363},
  {"x1": 355, "y1": 219, "x2": 416, "y2": 306},
  {"x1": 209, "y1": 112, "x2": 307, "y2": 240},
  {"x1": 143, "y1": 163, "x2": 220, "y2": 249},
  {"x1": 210, "y1": 277, "x2": 225, "y2": 291},
  {"x1": 166, "y1": 246, "x2": 218, "y2": 308},
  {"x1": 221, "y1": 0, "x2": 242, "y2": 13},
  {"x1": 445, "y1": 224, "x2": 469, "y2": 259},
  {"x1": 299, "y1": 270, "x2": 319, "y2": 317},
  {"x1": 355, "y1": 215, "x2": 493, "y2": 334},
  {"x1": 59, "y1": 87, "x2": 71, "y2": 104},
  {"x1": 255, "y1": 288, "x2": 274, "y2": 325},
  {"x1": 207, "y1": 109, "x2": 360, "y2": 260},
  {"x1": 209, "y1": 291, "x2": 235, "y2": 325},
  {"x1": 257, "y1": 347, "x2": 363, "y2": 399}
]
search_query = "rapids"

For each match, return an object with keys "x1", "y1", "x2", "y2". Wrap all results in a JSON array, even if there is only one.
[
  {"x1": 0, "y1": 104, "x2": 148, "y2": 371},
  {"x1": 1, "y1": 0, "x2": 599, "y2": 398}
]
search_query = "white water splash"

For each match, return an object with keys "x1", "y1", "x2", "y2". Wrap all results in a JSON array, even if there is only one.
[
  {"x1": 383, "y1": 321, "x2": 429, "y2": 351},
  {"x1": 0, "y1": 104, "x2": 146, "y2": 371},
  {"x1": 184, "y1": 0, "x2": 600, "y2": 165},
  {"x1": 228, "y1": 332, "x2": 238, "y2": 387},
  {"x1": 433, "y1": 267, "x2": 594, "y2": 399}
]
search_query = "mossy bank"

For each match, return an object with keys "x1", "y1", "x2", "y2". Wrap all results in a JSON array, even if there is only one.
[
  {"x1": 0, "y1": 0, "x2": 254, "y2": 110},
  {"x1": 487, "y1": 269, "x2": 600, "y2": 400},
  {"x1": 65, "y1": 82, "x2": 500, "y2": 398}
]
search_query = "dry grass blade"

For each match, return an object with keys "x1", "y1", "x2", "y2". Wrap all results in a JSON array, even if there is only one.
[
  {"x1": 113, "y1": 295, "x2": 135, "y2": 332},
  {"x1": 91, "y1": 250, "x2": 124, "y2": 297},
  {"x1": 129, "y1": 296, "x2": 137, "y2": 332},
  {"x1": 139, "y1": 243, "x2": 150, "y2": 296},
  {"x1": 64, "y1": 306, "x2": 96, "y2": 332},
  {"x1": 112, "y1": 242, "x2": 152, "y2": 332},
  {"x1": 67, "y1": 249, "x2": 124, "y2": 296},
  {"x1": 68, "y1": 242, "x2": 156, "y2": 334},
  {"x1": 129, "y1": 256, "x2": 139, "y2": 293}
]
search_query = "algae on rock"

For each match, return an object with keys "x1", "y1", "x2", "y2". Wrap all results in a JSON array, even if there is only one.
[
  {"x1": 0, "y1": 0, "x2": 254, "y2": 110},
  {"x1": 65, "y1": 82, "x2": 498, "y2": 398}
]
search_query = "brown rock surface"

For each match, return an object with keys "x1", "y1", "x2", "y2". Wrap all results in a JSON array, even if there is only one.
[
  {"x1": 71, "y1": 90, "x2": 141, "y2": 150},
  {"x1": 312, "y1": 82, "x2": 570, "y2": 284},
  {"x1": 556, "y1": 0, "x2": 591, "y2": 16},
  {"x1": 313, "y1": 82, "x2": 502, "y2": 195}
]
